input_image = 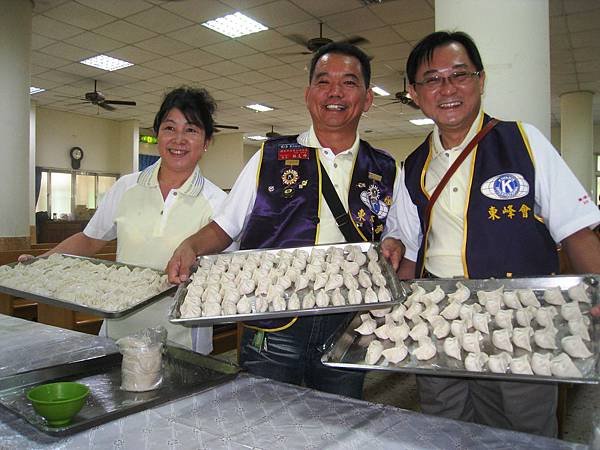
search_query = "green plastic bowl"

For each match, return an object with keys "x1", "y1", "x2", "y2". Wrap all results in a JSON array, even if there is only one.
[{"x1": 27, "y1": 382, "x2": 89, "y2": 427}]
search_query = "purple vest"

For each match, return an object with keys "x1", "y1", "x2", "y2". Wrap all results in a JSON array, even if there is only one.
[
  {"x1": 404, "y1": 114, "x2": 558, "y2": 278},
  {"x1": 240, "y1": 135, "x2": 397, "y2": 250}
]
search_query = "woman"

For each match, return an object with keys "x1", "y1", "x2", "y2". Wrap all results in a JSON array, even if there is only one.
[{"x1": 20, "y1": 87, "x2": 231, "y2": 353}]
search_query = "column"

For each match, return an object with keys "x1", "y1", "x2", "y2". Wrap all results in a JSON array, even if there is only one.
[
  {"x1": 435, "y1": 0, "x2": 551, "y2": 138},
  {"x1": 119, "y1": 120, "x2": 140, "y2": 175},
  {"x1": 560, "y1": 91, "x2": 594, "y2": 196},
  {"x1": 0, "y1": 0, "x2": 32, "y2": 249}
]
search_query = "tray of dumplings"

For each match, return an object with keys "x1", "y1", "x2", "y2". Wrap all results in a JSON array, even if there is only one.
[
  {"x1": 321, "y1": 275, "x2": 600, "y2": 384},
  {"x1": 0, "y1": 253, "x2": 175, "y2": 318},
  {"x1": 169, "y1": 243, "x2": 403, "y2": 326}
]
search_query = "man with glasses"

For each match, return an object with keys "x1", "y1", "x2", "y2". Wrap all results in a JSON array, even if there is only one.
[{"x1": 384, "y1": 31, "x2": 600, "y2": 436}]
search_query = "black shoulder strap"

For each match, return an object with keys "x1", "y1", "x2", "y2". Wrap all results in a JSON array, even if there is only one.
[{"x1": 319, "y1": 161, "x2": 365, "y2": 243}]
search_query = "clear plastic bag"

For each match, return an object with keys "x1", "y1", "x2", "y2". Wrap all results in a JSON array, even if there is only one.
[{"x1": 116, "y1": 326, "x2": 167, "y2": 392}]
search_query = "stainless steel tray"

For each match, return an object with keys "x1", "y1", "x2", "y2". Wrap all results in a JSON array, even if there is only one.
[
  {"x1": 170, "y1": 243, "x2": 405, "y2": 326},
  {"x1": 0, "y1": 346, "x2": 239, "y2": 436},
  {"x1": 0, "y1": 254, "x2": 176, "y2": 318},
  {"x1": 322, "y1": 275, "x2": 599, "y2": 384}
]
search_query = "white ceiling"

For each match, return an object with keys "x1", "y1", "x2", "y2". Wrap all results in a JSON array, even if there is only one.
[{"x1": 29, "y1": 0, "x2": 600, "y2": 142}]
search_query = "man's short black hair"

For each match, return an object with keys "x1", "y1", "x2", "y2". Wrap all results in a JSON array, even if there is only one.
[
  {"x1": 153, "y1": 87, "x2": 217, "y2": 139},
  {"x1": 308, "y1": 42, "x2": 371, "y2": 88},
  {"x1": 406, "y1": 31, "x2": 484, "y2": 84}
]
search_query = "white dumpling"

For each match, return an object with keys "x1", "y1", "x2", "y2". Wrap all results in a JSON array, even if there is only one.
[
  {"x1": 568, "y1": 317, "x2": 591, "y2": 341},
  {"x1": 450, "y1": 320, "x2": 468, "y2": 338},
  {"x1": 355, "y1": 317, "x2": 377, "y2": 336},
  {"x1": 378, "y1": 286, "x2": 393, "y2": 303},
  {"x1": 255, "y1": 296, "x2": 269, "y2": 313},
  {"x1": 180, "y1": 297, "x2": 202, "y2": 318},
  {"x1": 484, "y1": 297, "x2": 502, "y2": 316},
  {"x1": 517, "y1": 289, "x2": 541, "y2": 308},
  {"x1": 414, "y1": 337, "x2": 437, "y2": 360},
  {"x1": 343, "y1": 272, "x2": 359, "y2": 290},
  {"x1": 512, "y1": 326, "x2": 533, "y2": 352},
  {"x1": 561, "y1": 335, "x2": 593, "y2": 359},
  {"x1": 561, "y1": 302, "x2": 583, "y2": 321},
  {"x1": 390, "y1": 304, "x2": 406, "y2": 323},
  {"x1": 421, "y1": 300, "x2": 440, "y2": 320},
  {"x1": 461, "y1": 331, "x2": 482, "y2": 353},
  {"x1": 476, "y1": 286, "x2": 503, "y2": 304},
  {"x1": 357, "y1": 270, "x2": 372, "y2": 289},
  {"x1": 367, "y1": 245, "x2": 379, "y2": 262},
  {"x1": 342, "y1": 260, "x2": 360, "y2": 276},
  {"x1": 238, "y1": 277, "x2": 256, "y2": 295},
  {"x1": 325, "y1": 262, "x2": 340, "y2": 275},
  {"x1": 313, "y1": 272, "x2": 328, "y2": 291},
  {"x1": 447, "y1": 282, "x2": 471, "y2": 303},
  {"x1": 464, "y1": 352, "x2": 489, "y2": 372},
  {"x1": 535, "y1": 306, "x2": 557, "y2": 328},
  {"x1": 364, "y1": 287, "x2": 378, "y2": 304},
  {"x1": 287, "y1": 292, "x2": 300, "y2": 310},
  {"x1": 365, "y1": 340, "x2": 384, "y2": 365},
  {"x1": 534, "y1": 327, "x2": 558, "y2": 350},
  {"x1": 387, "y1": 322, "x2": 410, "y2": 343},
  {"x1": 568, "y1": 282, "x2": 591, "y2": 304},
  {"x1": 222, "y1": 288, "x2": 240, "y2": 304},
  {"x1": 488, "y1": 352, "x2": 512, "y2": 374},
  {"x1": 302, "y1": 291, "x2": 316, "y2": 309},
  {"x1": 267, "y1": 284, "x2": 285, "y2": 300},
  {"x1": 409, "y1": 321, "x2": 429, "y2": 341},
  {"x1": 405, "y1": 303, "x2": 423, "y2": 321},
  {"x1": 443, "y1": 337, "x2": 462, "y2": 360},
  {"x1": 295, "y1": 274, "x2": 309, "y2": 291},
  {"x1": 372, "y1": 272, "x2": 387, "y2": 288},
  {"x1": 367, "y1": 260, "x2": 382, "y2": 275},
  {"x1": 543, "y1": 286, "x2": 566, "y2": 306},
  {"x1": 348, "y1": 289, "x2": 363, "y2": 305},
  {"x1": 222, "y1": 300, "x2": 237, "y2": 315},
  {"x1": 291, "y1": 257, "x2": 306, "y2": 271},
  {"x1": 331, "y1": 288, "x2": 345, "y2": 307},
  {"x1": 510, "y1": 355, "x2": 533, "y2": 375},
  {"x1": 422, "y1": 285, "x2": 445, "y2": 304},
  {"x1": 406, "y1": 283, "x2": 426, "y2": 306},
  {"x1": 324, "y1": 273, "x2": 343, "y2": 292},
  {"x1": 315, "y1": 289, "x2": 330, "y2": 307},
  {"x1": 374, "y1": 323, "x2": 390, "y2": 340},
  {"x1": 502, "y1": 291, "x2": 522, "y2": 310},
  {"x1": 202, "y1": 302, "x2": 221, "y2": 317},
  {"x1": 531, "y1": 353, "x2": 552, "y2": 376},
  {"x1": 382, "y1": 344, "x2": 408, "y2": 364},
  {"x1": 515, "y1": 306, "x2": 535, "y2": 327},
  {"x1": 459, "y1": 304, "x2": 477, "y2": 329},
  {"x1": 305, "y1": 263, "x2": 323, "y2": 281},
  {"x1": 492, "y1": 328, "x2": 513, "y2": 352},
  {"x1": 370, "y1": 307, "x2": 392, "y2": 318},
  {"x1": 551, "y1": 353, "x2": 583, "y2": 378},
  {"x1": 186, "y1": 282, "x2": 204, "y2": 298},
  {"x1": 495, "y1": 309, "x2": 514, "y2": 330},
  {"x1": 429, "y1": 315, "x2": 451, "y2": 339},
  {"x1": 472, "y1": 312, "x2": 491, "y2": 334},
  {"x1": 271, "y1": 296, "x2": 287, "y2": 312},
  {"x1": 237, "y1": 295, "x2": 252, "y2": 314},
  {"x1": 441, "y1": 301, "x2": 462, "y2": 320}
]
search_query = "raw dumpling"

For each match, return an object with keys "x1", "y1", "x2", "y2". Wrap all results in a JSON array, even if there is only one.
[
  {"x1": 473, "y1": 312, "x2": 491, "y2": 334},
  {"x1": 443, "y1": 337, "x2": 462, "y2": 360},
  {"x1": 302, "y1": 291, "x2": 316, "y2": 309},
  {"x1": 428, "y1": 315, "x2": 450, "y2": 339},
  {"x1": 287, "y1": 292, "x2": 300, "y2": 310},
  {"x1": 450, "y1": 320, "x2": 468, "y2": 338},
  {"x1": 202, "y1": 302, "x2": 221, "y2": 317},
  {"x1": 315, "y1": 289, "x2": 330, "y2": 307},
  {"x1": 422, "y1": 285, "x2": 445, "y2": 304},
  {"x1": 484, "y1": 297, "x2": 502, "y2": 316},
  {"x1": 331, "y1": 288, "x2": 345, "y2": 306},
  {"x1": 476, "y1": 286, "x2": 503, "y2": 304},
  {"x1": 502, "y1": 291, "x2": 522, "y2": 310},
  {"x1": 180, "y1": 297, "x2": 202, "y2": 318},
  {"x1": 324, "y1": 273, "x2": 343, "y2": 292},
  {"x1": 371, "y1": 307, "x2": 392, "y2": 318},
  {"x1": 409, "y1": 321, "x2": 429, "y2": 341},
  {"x1": 342, "y1": 260, "x2": 360, "y2": 276},
  {"x1": 560, "y1": 302, "x2": 583, "y2": 321},
  {"x1": 551, "y1": 353, "x2": 583, "y2": 378},
  {"x1": 568, "y1": 317, "x2": 591, "y2": 341},
  {"x1": 222, "y1": 300, "x2": 237, "y2": 315},
  {"x1": 561, "y1": 335, "x2": 593, "y2": 359},
  {"x1": 390, "y1": 304, "x2": 406, "y2": 322},
  {"x1": 510, "y1": 355, "x2": 533, "y2": 375},
  {"x1": 441, "y1": 301, "x2": 462, "y2": 320},
  {"x1": 365, "y1": 340, "x2": 384, "y2": 365},
  {"x1": 406, "y1": 283, "x2": 426, "y2": 306},
  {"x1": 372, "y1": 272, "x2": 387, "y2": 288},
  {"x1": 492, "y1": 328, "x2": 513, "y2": 352},
  {"x1": 464, "y1": 352, "x2": 489, "y2": 372},
  {"x1": 568, "y1": 283, "x2": 591, "y2": 304},
  {"x1": 414, "y1": 337, "x2": 437, "y2": 360},
  {"x1": 343, "y1": 272, "x2": 359, "y2": 290},
  {"x1": 488, "y1": 352, "x2": 512, "y2": 374},
  {"x1": 515, "y1": 307, "x2": 535, "y2": 327},
  {"x1": 459, "y1": 304, "x2": 477, "y2": 329},
  {"x1": 535, "y1": 306, "x2": 557, "y2": 328},
  {"x1": 543, "y1": 286, "x2": 566, "y2": 306},
  {"x1": 421, "y1": 300, "x2": 440, "y2": 320},
  {"x1": 357, "y1": 270, "x2": 372, "y2": 288},
  {"x1": 387, "y1": 322, "x2": 410, "y2": 343},
  {"x1": 355, "y1": 316, "x2": 377, "y2": 335},
  {"x1": 382, "y1": 344, "x2": 408, "y2": 364},
  {"x1": 447, "y1": 282, "x2": 471, "y2": 303},
  {"x1": 255, "y1": 296, "x2": 269, "y2": 313},
  {"x1": 512, "y1": 326, "x2": 533, "y2": 351},
  {"x1": 534, "y1": 327, "x2": 558, "y2": 350},
  {"x1": 313, "y1": 272, "x2": 328, "y2": 291},
  {"x1": 461, "y1": 331, "x2": 482, "y2": 353},
  {"x1": 368, "y1": 260, "x2": 382, "y2": 275},
  {"x1": 364, "y1": 287, "x2": 379, "y2": 304},
  {"x1": 405, "y1": 303, "x2": 423, "y2": 321},
  {"x1": 237, "y1": 295, "x2": 252, "y2": 314},
  {"x1": 378, "y1": 286, "x2": 393, "y2": 303},
  {"x1": 271, "y1": 296, "x2": 287, "y2": 312},
  {"x1": 238, "y1": 277, "x2": 256, "y2": 295},
  {"x1": 348, "y1": 289, "x2": 362, "y2": 305},
  {"x1": 374, "y1": 323, "x2": 390, "y2": 340},
  {"x1": 517, "y1": 289, "x2": 541, "y2": 308},
  {"x1": 295, "y1": 274, "x2": 309, "y2": 291},
  {"x1": 495, "y1": 309, "x2": 514, "y2": 330},
  {"x1": 531, "y1": 352, "x2": 552, "y2": 376},
  {"x1": 367, "y1": 245, "x2": 379, "y2": 262}
]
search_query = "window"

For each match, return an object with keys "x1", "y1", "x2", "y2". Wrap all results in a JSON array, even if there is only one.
[
  {"x1": 36, "y1": 168, "x2": 118, "y2": 220},
  {"x1": 596, "y1": 154, "x2": 600, "y2": 206}
]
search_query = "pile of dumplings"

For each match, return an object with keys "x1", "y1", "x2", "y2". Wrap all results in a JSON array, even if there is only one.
[
  {"x1": 0, "y1": 254, "x2": 170, "y2": 312},
  {"x1": 179, "y1": 244, "x2": 393, "y2": 318},
  {"x1": 357, "y1": 279, "x2": 596, "y2": 380}
]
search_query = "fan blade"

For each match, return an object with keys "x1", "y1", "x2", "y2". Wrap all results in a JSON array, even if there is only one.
[
  {"x1": 215, "y1": 124, "x2": 239, "y2": 130},
  {"x1": 104, "y1": 100, "x2": 136, "y2": 106},
  {"x1": 286, "y1": 34, "x2": 310, "y2": 48},
  {"x1": 98, "y1": 102, "x2": 115, "y2": 111},
  {"x1": 339, "y1": 36, "x2": 369, "y2": 46},
  {"x1": 273, "y1": 50, "x2": 313, "y2": 56}
]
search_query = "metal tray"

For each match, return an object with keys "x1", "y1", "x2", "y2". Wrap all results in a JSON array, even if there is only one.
[
  {"x1": 169, "y1": 242, "x2": 405, "y2": 327},
  {"x1": 0, "y1": 346, "x2": 239, "y2": 436},
  {"x1": 0, "y1": 254, "x2": 176, "y2": 318},
  {"x1": 321, "y1": 275, "x2": 600, "y2": 384}
]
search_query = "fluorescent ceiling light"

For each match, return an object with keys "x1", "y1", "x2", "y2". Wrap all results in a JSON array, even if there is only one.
[
  {"x1": 80, "y1": 54, "x2": 133, "y2": 71},
  {"x1": 202, "y1": 12, "x2": 268, "y2": 38},
  {"x1": 372, "y1": 86, "x2": 390, "y2": 96},
  {"x1": 30, "y1": 86, "x2": 45, "y2": 94},
  {"x1": 247, "y1": 135, "x2": 268, "y2": 141},
  {"x1": 246, "y1": 104, "x2": 274, "y2": 112},
  {"x1": 410, "y1": 118, "x2": 434, "y2": 126}
]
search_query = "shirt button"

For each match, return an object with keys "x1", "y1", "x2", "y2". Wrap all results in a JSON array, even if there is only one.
[
  {"x1": 452, "y1": 187, "x2": 458, "y2": 192},
  {"x1": 173, "y1": 192, "x2": 178, "y2": 196},
  {"x1": 333, "y1": 163, "x2": 338, "y2": 168},
  {"x1": 160, "y1": 210, "x2": 163, "y2": 215},
  {"x1": 313, "y1": 217, "x2": 320, "y2": 224}
]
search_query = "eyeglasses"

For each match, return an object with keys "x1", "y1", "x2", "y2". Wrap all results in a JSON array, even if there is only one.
[{"x1": 413, "y1": 71, "x2": 481, "y2": 90}]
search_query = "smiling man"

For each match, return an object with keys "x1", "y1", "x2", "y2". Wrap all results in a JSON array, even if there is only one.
[
  {"x1": 168, "y1": 42, "x2": 405, "y2": 398},
  {"x1": 383, "y1": 31, "x2": 600, "y2": 437}
]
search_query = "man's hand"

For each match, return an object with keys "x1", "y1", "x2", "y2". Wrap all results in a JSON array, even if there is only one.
[
  {"x1": 591, "y1": 305, "x2": 600, "y2": 317},
  {"x1": 380, "y1": 237, "x2": 405, "y2": 272},
  {"x1": 17, "y1": 254, "x2": 35, "y2": 263},
  {"x1": 167, "y1": 242, "x2": 197, "y2": 284}
]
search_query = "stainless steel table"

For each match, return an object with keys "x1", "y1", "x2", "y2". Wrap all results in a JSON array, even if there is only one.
[{"x1": 0, "y1": 314, "x2": 584, "y2": 450}]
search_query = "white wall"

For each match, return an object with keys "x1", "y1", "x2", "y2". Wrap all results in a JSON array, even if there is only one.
[{"x1": 368, "y1": 135, "x2": 429, "y2": 163}]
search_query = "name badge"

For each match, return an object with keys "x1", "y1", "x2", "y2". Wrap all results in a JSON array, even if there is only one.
[{"x1": 278, "y1": 144, "x2": 309, "y2": 160}]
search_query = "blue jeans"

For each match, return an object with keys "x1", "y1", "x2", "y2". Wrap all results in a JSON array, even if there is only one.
[{"x1": 240, "y1": 313, "x2": 365, "y2": 399}]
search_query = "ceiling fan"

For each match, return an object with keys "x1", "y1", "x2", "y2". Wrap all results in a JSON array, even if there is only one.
[
  {"x1": 265, "y1": 125, "x2": 281, "y2": 138},
  {"x1": 214, "y1": 124, "x2": 239, "y2": 132},
  {"x1": 81, "y1": 80, "x2": 136, "y2": 111},
  {"x1": 281, "y1": 22, "x2": 369, "y2": 56},
  {"x1": 382, "y1": 77, "x2": 419, "y2": 109}
]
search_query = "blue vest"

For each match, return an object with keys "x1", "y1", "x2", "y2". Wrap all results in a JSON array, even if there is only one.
[
  {"x1": 240, "y1": 135, "x2": 396, "y2": 331},
  {"x1": 404, "y1": 114, "x2": 558, "y2": 279}
]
